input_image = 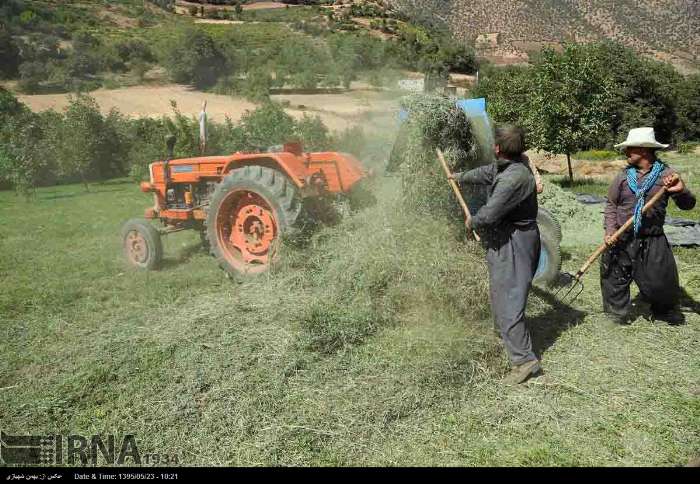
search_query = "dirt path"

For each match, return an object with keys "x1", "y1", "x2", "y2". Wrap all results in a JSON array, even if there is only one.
[
  {"x1": 527, "y1": 150, "x2": 627, "y2": 178},
  {"x1": 14, "y1": 84, "x2": 397, "y2": 132},
  {"x1": 175, "y1": 0, "x2": 295, "y2": 13}
]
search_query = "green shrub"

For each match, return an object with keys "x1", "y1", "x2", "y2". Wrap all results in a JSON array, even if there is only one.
[{"x1": 17, "y1": 61, "x2": 44, "y2": 93}]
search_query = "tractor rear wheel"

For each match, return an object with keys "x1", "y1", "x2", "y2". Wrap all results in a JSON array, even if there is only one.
[
  {"x1": 206, "y1": 166, "x2": 301, "y2": 277},
  {"x1": 121, "y1": 219, "x2": 163, "y2": 270}
]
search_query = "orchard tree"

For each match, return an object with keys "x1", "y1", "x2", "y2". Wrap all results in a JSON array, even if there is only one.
[
  {"x1": 241, "y1": 102, "x2": 296, "y2": 150},
  {"x1": 54, "y1": 95, "x2": 127, "y2": 189},
  {"x1": 472, "y1": 64, "x2": 531, "y2": 126},
  {"x1": 677, "y1": 73, "x2": 700, "y2": 141},
  {"x1": 0, "y1": 113, "x2": 49, "y2": 198},
  {"x1": 161, "y1": 27, "x2": 227, "y2": 89},
  {"x1": 295, "y1": 114, "x2": 330, "y2": 151},
  {"x1": 524, "y1": 45, "x2": 615, "y2": 183}
]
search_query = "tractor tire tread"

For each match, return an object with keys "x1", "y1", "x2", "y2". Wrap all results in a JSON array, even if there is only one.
[{"x1": 206, "y1": 166, "x2": 302, "y2": 278}]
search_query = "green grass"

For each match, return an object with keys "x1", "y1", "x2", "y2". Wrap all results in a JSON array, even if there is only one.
[
  {"x1": 1, "y1": 175, "x2": 699, "y2": 466},
  {"x1": 197, "y1": 22, "x2": 304, "y2": 50},
  {"x1": 573, "y1": 150, "x2": 623, "y2": 161},
  {"x1": 240, "y1": 6, "x2": 322, "y2": 23}
]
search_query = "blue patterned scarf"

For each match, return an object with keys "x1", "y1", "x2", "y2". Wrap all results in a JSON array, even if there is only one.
[{"x1": 626, "y1": 160, "x2": 665, "y2": 235}]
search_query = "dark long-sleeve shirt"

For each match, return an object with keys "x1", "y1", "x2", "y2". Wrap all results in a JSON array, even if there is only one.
[
  {"x1": 454, "y1": 158, "x2": 538, "y2": 231},
  {"x1": 604, "y1": 164, "x2": 696, "y2": 236}
]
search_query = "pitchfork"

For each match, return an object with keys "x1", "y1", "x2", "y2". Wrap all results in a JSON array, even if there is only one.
[
  {"x1": 555, "y1": 176, "x2": 676, "y2": 303},
  {"x1": 436, "y1": 148, "x2": 481, "y2": 241}
]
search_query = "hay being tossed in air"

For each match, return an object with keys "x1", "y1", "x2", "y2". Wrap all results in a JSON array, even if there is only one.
[{"x1": 392, "y1": 94, "x2": 491, "y2": 218}]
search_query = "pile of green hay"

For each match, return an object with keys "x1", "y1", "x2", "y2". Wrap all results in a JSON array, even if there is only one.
[
  {"x1": 283, "y1": 178, "x2": 491, "y2": 357},
  {"x1": 272, "y1": 96, "x2": 495, "y2": 357},
  {"x1": 538, "y1": 179, "x2": 604, "y2": 247},
  {"x1": 392, "y1": 94, "x2": 491, "y2": 218}
]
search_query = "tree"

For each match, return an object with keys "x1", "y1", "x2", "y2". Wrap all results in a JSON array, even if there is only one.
[
  {"x1": 241, "y1": 102, "x2": 296, "y2": 150},
  {"x1": 0, "y1": 117, "x2": 49, "y2": 197},
  {"x1": 523, "y1": 45, "x2": 615, "y2": 183},
  {"x1": 0, "y1": 90, "x2": 51, "y2": 197},
  {"x1": 0, "y1": 86, "x2": 27, "y2": 119},
  {"x1": 435, "y1": 37, "x2": 477, "y2": 74},
  {"x1": 240, "y1": 67, "x2": 272, "y2": 102},
  {"x1": 677, "y1": 73, "x2": 700, "y2": 141},
  {"x1": 581, "y1": 42, "x2": 682, "y2": 145},
  {"x1": 54, "y1": 95, "x2": 128, "y2": 189},
  {"x1": 160, "y1": 27, "x2": 227, "y2": 89},
  {"x1": 472, "y1": 64, "x2": 531, "y2": 126},
  {"x1": 295, "y1": 114, "x2": 330, "y2": 151}
]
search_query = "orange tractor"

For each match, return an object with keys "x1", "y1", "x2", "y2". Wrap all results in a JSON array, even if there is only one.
[{"x1": 121, "y1": 138, "x2": 368, "y2": 276}]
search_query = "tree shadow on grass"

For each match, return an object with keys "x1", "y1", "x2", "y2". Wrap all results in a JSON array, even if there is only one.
[
  {"x1": 550, "y1": 176, "x2": 610, "y2": 190},
  {"x1": 40, "y1": 187, "x2": 127, "y2": 200},
  {"x1": 529, "y1": 286, "x2": 587, "y2": 358}
]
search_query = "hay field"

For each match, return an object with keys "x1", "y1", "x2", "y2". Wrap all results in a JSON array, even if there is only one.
[{"x1": 1, "y1": 161, "x2": 698, "y2": 465}]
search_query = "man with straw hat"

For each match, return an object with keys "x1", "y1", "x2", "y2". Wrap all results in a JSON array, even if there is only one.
[{"x1": 602, "y1": 127, "x2": 695, "y2": 325}]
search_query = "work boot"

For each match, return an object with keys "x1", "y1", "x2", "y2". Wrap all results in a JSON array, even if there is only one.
[
  {"x1": 602, "y1": 311, "x2": 631, "y2": 327},
  {"x1": 651, "y1": 308, "x2": 686, "y2": 326},
  {"x1": 503, "y1": 359, "x2": 541, "y2": 385}
]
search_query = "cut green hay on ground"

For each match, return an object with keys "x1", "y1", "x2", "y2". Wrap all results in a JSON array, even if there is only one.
[
  {"x1": 288, "y1": 178, "x2": 491, "y2": 358},
  {"x1": 1, "y1": 175, "x2": 698, "y2": 465},
  {"x1": 281, "y1": 94, "x2": 494, "y2": 358},
  {"x1": 539, "y1": 177, "x2": 604, "y2": 247}
]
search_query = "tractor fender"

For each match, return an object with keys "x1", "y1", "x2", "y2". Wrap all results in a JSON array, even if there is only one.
[{"x1": 222, "y1": 154, "x2": 307, "y2": 189}]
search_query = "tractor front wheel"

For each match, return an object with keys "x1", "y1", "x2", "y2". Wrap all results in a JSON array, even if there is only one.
[
  {"x1": 121, "y1": 219, "x2": 163, "y2": 270},
  {"x1": 206, "y1": 166, "x2": 301, "y2": 277}
]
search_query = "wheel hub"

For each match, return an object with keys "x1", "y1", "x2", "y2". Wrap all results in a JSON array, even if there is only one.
[
  {"x1": 231, "y1": 204, "x2": 276, "y2": 263},
  {"x1": 126, "y1": 231, "x2": 148, "y2": 264},
  {"x1": 216, "y1": 191, "x2": 278, "y2": 272}
]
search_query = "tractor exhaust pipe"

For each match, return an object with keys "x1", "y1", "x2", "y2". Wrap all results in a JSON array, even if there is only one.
[
  {"x1": 166, "y1": 135, "x2": 176, "y2": 160},
  {"x1": 164, "y1": 135, "x2": 176, "y2": 185}
]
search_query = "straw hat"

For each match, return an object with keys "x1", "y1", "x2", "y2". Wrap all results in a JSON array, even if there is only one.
[{"x1": 614, "y1": 127, "x2": 669, "y2": 150}]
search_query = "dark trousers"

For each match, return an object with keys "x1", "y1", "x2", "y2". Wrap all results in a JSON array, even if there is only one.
[
  {"x1": 600, "y1": 234, "x2": 680, "y2": 316},
  {"x1": 486, "y1": 225, "x2": 540, "y2": 365}
]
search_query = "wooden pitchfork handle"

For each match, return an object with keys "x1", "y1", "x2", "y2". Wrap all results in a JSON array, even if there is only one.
[
  {"x1": 573, "y1": 181, "x2": 673, "y2": 280},
  {"x1": 436, "y1": 148, "x2": 481, "y2": 242}
]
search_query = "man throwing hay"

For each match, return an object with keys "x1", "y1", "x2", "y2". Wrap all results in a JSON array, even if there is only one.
[
  {"x1": 451, "y1": 126, "x2": 541, "y2": 384},
  {"x1": 602, "y1": 127, "x2": 696, "y2": 325}
]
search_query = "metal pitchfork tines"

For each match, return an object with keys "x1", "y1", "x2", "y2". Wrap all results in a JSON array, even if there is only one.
[{"x1": 556, "y1": 181, "x2": 673, "y2": 303}]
